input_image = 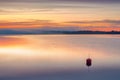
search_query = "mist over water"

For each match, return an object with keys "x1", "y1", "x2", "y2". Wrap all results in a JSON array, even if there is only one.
[{"x1": 0, "y1": 35, "x2": 120, "y2": 80}]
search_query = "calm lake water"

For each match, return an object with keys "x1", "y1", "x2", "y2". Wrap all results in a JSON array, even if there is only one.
[{"x1": 0, "y1": 35, "x2": 120, "y2": 80}]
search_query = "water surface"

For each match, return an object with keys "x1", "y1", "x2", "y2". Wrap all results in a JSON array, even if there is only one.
[{"x1": 0, "y1": 35, "x2": 120, "y2": 80}]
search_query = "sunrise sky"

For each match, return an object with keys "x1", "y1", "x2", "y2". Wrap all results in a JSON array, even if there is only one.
[{"x1": 0, "y1": 0, "x2": 120, "y2": 31}]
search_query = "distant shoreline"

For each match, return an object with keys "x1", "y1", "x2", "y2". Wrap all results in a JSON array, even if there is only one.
[
  {"x1": 0, "y1": 30, "x2": 120, "y2": 35},
  {"x1": 0, "y1": 33, "x2": 120, "y2": 36}
]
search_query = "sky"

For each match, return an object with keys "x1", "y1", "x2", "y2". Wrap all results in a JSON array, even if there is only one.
[{"x1": 0, "y1": 0, "x2": 120, "y2": 31}]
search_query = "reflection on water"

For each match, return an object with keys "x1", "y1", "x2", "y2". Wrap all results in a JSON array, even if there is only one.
[{"x1": 0, "y1": 35, "x2": 120, "y2": 80}]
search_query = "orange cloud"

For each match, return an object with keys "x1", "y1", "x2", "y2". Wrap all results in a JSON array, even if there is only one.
[{"x1": 0, "y1": 20, "x2": 120, "y2": 31}]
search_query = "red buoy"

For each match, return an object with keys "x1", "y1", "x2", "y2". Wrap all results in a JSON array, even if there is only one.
[{"x1": 86, "y1": 58, "x2": 92, "y2": 67}]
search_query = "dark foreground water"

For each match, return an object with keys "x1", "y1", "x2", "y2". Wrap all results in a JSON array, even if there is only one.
[{"x1": 0, "y1": 35, "x2": 120, "y2": 80}]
